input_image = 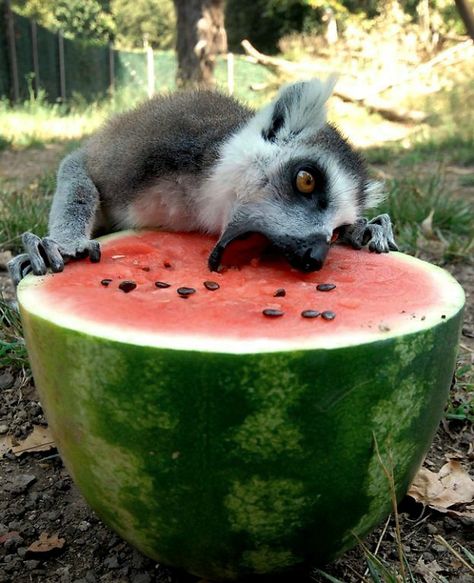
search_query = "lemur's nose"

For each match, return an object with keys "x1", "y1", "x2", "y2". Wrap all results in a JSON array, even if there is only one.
[{"x1": 289, "y1": 235, "x2": 330, "y2": 273}]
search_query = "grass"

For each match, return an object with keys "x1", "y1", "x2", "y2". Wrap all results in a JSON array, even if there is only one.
[
  {"x1": 0, "y1": 174, "x2": 55, "y2": 253},
  {"x1": 446, "y1": 362, "x2": 474, "y2": 423},
  {"x1": 370, "y1": 171, "x2": 474, "y2": 262},
  {"x1": 0, "y1": 54, "x2": 275, "y2": 150},
  {"x1": 0, "y1": 293, "x2": 29, "y2": 372}
]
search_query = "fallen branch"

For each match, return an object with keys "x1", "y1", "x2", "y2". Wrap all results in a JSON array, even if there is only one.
[{"x1": 241, "y1": 39, "x2": 428, "y2": 124}]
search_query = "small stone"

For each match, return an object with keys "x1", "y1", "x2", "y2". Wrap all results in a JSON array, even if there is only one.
[
  {"x1": 5, "y1": 474, "x2": 37, "y2": 494},
  {"x1": 118, "y1": 280, "x2": 137, "y2": 293},
  {"x1": 0, "y1": 372, "x2": 14, "y2": 390},
  {"x1": 432, "y1": 543, "x2": 448, "y2": 554},
  {"x1": 4, "y1": 534, "x2": 24, "y2": 551},
  {"x1": 426, "y1": 523, "x2": 438, "y2": 535},
  {"x1": 0, "y1": 424, "x2": 8, "y2": 434},
  {"x1": 273, "y1": 288, "x2": 286, "y2": 297},
  {"x1": 132, "y1": 574, "x2": 152, "y2": 583},
  {"x1": 0, "y1": 250, "x2": 13, "y2": 270},
  {"x1": 24, "y1": 560, "x2": 40, "y2": 570},
  {"x1": 77, "y1": 521, "x2": 91, "y2": 532},
  {"x1": 321, "y1": 310, "x2": 336, "y2": 321},
  {"x1": 103, "y1": 556, "x2": 120, "y2": 569},
  {"x1": 17, "y1": 546, "x2": 27, "y2": 558},
  {"x1": 316, "y1": 283, "x2": 336, "y2": 292}
]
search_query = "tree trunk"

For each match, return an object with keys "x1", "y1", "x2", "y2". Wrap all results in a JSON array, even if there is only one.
[
  {"x1": 173, "y1": 0, "x2": 226, "y2": 89},
  {"x1": 454, "y1": 0, "x2": 474, "y2": 40}
]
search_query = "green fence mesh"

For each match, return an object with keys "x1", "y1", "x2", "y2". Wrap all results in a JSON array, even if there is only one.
[{"x1": 1, "y1": 10, "x2": 274, "y2": 105}]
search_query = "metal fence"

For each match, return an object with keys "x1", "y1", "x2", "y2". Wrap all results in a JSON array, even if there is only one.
[{"x1": 0, "y1": 1, "x2": 173, "y2": 103}]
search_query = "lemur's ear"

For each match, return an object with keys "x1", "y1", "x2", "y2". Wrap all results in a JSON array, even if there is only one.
[{"x1": 261, "y1": 76, "x2": 337, "y2": 142}]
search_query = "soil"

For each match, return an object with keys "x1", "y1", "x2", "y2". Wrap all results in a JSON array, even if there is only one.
[{"x1": 0, "y1": 148, "x2": 473, "y2": 583}]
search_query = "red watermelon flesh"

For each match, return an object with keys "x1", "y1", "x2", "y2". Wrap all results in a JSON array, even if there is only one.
[{"x1": 24, "y1": 230, "x2": 457, "y2": 352}]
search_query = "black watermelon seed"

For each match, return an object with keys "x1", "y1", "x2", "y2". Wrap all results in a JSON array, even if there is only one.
[
  {"x1": 204, "y1": 280, "x2": 220, "y2": 291},
  {"x1": 118, "y1": 280, "x2": 137, "y2": 293},
  {"x1": 141, "y1": 266, "x2": 150, "y2": 272},
  {"x1": 316, "y1": 283, "x2": 336, "y2": 292},
  {"x1": 273, "y1": 288, "x2": 286, "y2": 297},
  {"x1": 301, "y1": 310, "x2": 320, "y2": 319},
  {"x1": 177, "y1": 287, "x2": 196, "y2": 297},
  {"x1": 100, "y1": 278, "x2": 112, "y2": 286},
  {"x1": 155, "y1": 281, "x2": 171, "y2": 288},
  {"x1": 262, "y1": 308, "x2": 284, "y2": 317},
  {"x1": 321, "y1": 310, "x2": 336, "y2": 320},
  {"x1": 441, "y1": 314, "x2": 446, "y2": 319},
  {"x1": 163, "y1": 260, "x2": 172, "y2": 268}
]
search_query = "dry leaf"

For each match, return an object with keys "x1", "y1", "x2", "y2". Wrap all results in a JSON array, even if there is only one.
[
  {"x1": 27, "y1": 532, "x2": 65, "y2": 555},
  {"x1": 408, "y1": 461, "x2": 474, "y2": 514},
  {"x1": 9, "y1": 425, "x2": 56, "y2": 456},
  {"x1": 420, "y1": 209, "x2": 435, "y2": 238},
  {"x1": 414, "y1": 557, "x2": 444, "y2": 583}
]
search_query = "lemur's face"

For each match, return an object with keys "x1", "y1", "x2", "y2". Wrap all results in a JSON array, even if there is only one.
[{"x1": 207, "y1": 79, "x2": 383, "y2": 272}]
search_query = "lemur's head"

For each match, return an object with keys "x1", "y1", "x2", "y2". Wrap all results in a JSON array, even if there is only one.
[{"x1": 205, "y1": 78, "x2": 385, "y2": 272}]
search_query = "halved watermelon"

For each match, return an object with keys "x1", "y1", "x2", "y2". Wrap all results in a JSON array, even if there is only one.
[{"x1": 17, "y1": 230, "x2": 464, "y2": 581}]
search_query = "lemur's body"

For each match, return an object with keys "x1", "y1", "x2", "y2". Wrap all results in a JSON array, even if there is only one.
[{"x1": 8, "y1": 78, "x2": 397, "y2": 285}]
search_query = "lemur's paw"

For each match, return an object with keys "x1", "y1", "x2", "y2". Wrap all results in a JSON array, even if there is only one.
[
  {"x1": 340, "y1": 214, "x2": 398, "y2": 254},
  {"x1": 8, "y1": 233, "x2": 101, "y2": 286}
]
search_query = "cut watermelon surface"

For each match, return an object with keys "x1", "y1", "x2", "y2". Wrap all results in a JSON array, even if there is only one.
[
  {"x1": 18, "y1": 230, "x2": 464, "y2": 581},
  {"x1": 19, "y1": 230, "x2": 463, "y2": 352}
]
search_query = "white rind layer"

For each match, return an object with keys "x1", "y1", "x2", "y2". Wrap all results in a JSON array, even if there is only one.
[{"x1": 17, "y1": 249, "x2": 464, "y2": 354}]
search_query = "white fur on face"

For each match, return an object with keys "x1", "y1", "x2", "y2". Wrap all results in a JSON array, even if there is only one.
[{"x1": 198, "y1": 77, "x2": 361, "y2": 236}]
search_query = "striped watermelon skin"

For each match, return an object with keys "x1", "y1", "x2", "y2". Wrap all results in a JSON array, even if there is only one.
[{"x1": 20, "y1": 307, "x2": 462, "y2": 580}]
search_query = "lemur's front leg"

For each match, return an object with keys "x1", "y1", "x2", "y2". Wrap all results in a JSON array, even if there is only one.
[
  {"x1": 8, "y1": 149, "x2": 101, "y2": 286},
  {"x1": 338, "y1": 214, "x2": 398, "y2": 253}
]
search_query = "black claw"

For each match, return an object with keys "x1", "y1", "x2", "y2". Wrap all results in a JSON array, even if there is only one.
[
  {"x1": 89, "y1": 242, "x2": 101, "y2": 262},
  {"x1": 22, "y1": 232, "x2": 47, "y2": 275},
  {"x1": 22, "y1": 264, "x2": 33, "y2": 277},
  {"x1": 75, "y1": 249, "x2": 89, "y2": 259},
  {"x1": 8, "y1": 254, "x2": 31, "y2": 286},
  {"x1": 42, "y1": 238, "x2": 64, "y2": 272}
]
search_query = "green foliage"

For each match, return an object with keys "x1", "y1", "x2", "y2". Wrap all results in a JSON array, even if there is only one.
[
  {"x1": 54, "y1": 0, "x2": 115, "y2": 43},
  {"x1": 226, "y1": 0, "x2": 310, "y2": 54},
  {"x1": 371, "y1": 172, "x2": 474, "y2": 262},
  {"x1": 111, "y1": 0, "x2": 175, "y2": 50},
  {"x1": 0, "y1": 293, "x2": 29, "y2": 372},
  {"x1": 0, "y1": 180, "x2": 54, "y2": 253},
  {"x1": 14, "y1": 0, "x2": 115, "y2": 43}
]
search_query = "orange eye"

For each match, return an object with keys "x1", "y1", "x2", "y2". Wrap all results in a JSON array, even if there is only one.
[{"x1": 295, "y1": 170, "x2": 316, "y2": 194}]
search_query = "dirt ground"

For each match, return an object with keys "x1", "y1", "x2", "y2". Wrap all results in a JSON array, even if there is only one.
[{"x1": 0, "y1": 148, "x2": 473, "y2": 583}]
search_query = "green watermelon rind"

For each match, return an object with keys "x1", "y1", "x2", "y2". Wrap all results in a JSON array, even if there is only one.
[{"x1": 17, "y1": 241, "x2": 465, "y2": 580}]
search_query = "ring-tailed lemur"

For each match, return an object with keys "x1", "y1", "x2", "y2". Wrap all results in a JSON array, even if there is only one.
[{"x1": 8, "y1": 77, "x2": 397, "y2": 286}]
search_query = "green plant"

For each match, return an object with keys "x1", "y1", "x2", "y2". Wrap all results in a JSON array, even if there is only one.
[
  {"x1": 372, "y1": 172, "x2": 474, "y2": 260},
  {"x1": 0, "y1": 183, "x2": 54, "y2": 252},
  {"x1": 0, "y1": 294, "x2": 29, "y2": 372}
]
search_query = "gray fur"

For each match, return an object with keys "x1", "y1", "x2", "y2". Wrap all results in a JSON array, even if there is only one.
[{"x1": 8, "y1": 79, "x2": 397, "y2": 286}]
